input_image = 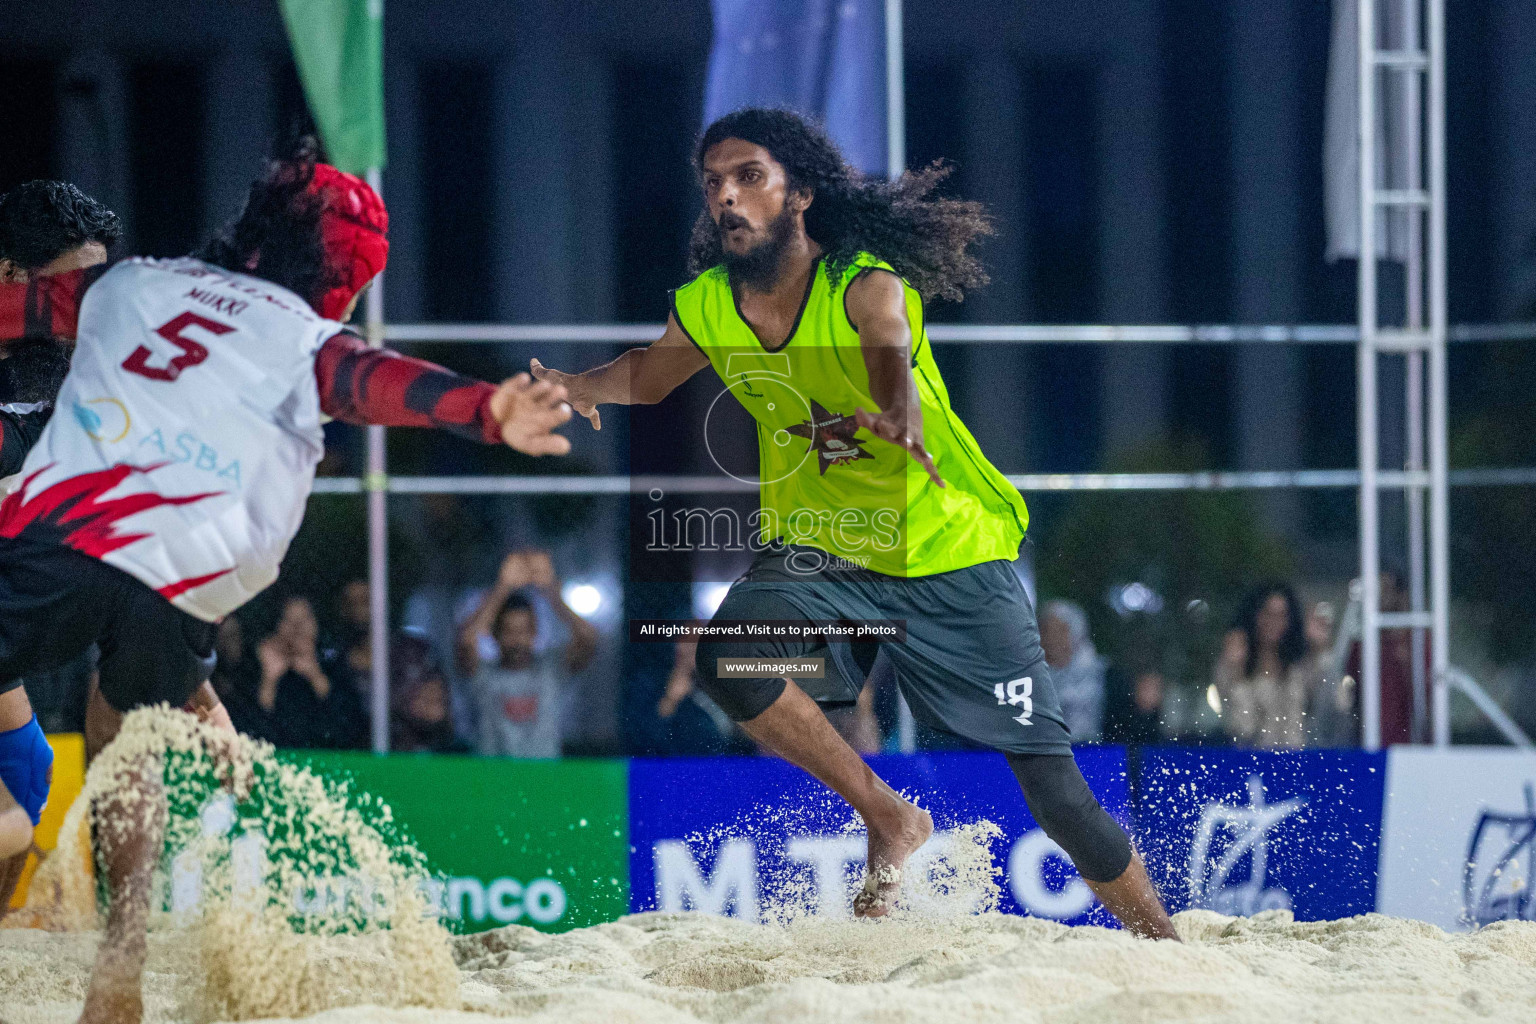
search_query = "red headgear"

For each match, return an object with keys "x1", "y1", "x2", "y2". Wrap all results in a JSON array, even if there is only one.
[{"x1": 308, "y1": 164, "x2": 389, "y2": 320}]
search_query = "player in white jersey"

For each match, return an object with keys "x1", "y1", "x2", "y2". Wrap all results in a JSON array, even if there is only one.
[{"x1": 0, "y1": 139, "x2": 574, "y2": 1023}]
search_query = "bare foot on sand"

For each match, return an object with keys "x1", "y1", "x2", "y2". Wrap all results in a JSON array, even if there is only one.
[
  {"x1": 78, "y1": 971, "x2": 143, "y2": 1024},
  {"x1": 853, "y1": 797, "x2": 933, "y2": 918}
]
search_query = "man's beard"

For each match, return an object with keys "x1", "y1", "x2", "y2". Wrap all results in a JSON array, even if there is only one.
[
  {"x1": 0, "y1": 339, "x2": 71, "y2": 404},
  {"x1": 719, "y1": 204, "x2": 798, "y2": 291}
]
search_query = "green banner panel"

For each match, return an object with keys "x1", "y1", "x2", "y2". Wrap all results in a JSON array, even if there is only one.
[{"x1": 289, "y1": 752, "x2": 628, "y2": 933}]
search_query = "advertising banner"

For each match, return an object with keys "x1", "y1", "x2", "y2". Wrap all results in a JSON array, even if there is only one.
[
  {"x1": 628, "y1": 748, "x2": 1131, "y2": 926},
  {"x1": 1135, "y1": 747, "x2": 1386, "y2": 921},
  {"x1": 1378, "y1": 746, "x2": 1536, "y2": 929},
  {"x1": 294, "y1": 753, "x2": 629, "y2": 932}
]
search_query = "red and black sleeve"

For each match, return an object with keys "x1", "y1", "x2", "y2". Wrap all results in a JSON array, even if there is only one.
[
  {"x1": 0, "y1": 265, "x2": 108, "y2": 347},
  {"x1": 314, "y1": 331, "x2": 501, "y2": 444}
]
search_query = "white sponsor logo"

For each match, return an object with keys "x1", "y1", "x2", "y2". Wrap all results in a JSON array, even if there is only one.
[
  {"x1": 655, "y1": 838, "x2": 760, "y2": 921},
  {"x1": 170, "y1": 793, "x2": 567, "y2": 926},
  {"x1": 653, "y1": 827, "x2": 1091, "y2": 922},
  {"x1": 1008, "y1": 830, "x2": 1095, "y2": 920},
  {"x1": 994, "y1": 676, "x2": 1034, "y2": 726},
  {"x1": 1187, "y1": 775, "x2": 1306, "y2": 916},
  {"x1": 423, "y1": 875, "x2": 568, "y2": 926}
]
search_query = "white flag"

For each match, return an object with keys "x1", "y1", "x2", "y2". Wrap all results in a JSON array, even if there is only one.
[{"x1": 1324, "y1": 0, "x2": 1412, "y2": 263}]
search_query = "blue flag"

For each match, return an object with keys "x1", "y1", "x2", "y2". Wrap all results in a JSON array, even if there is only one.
[{"x1": 704, "y1": 0, "x2": 890, "y2": 176}]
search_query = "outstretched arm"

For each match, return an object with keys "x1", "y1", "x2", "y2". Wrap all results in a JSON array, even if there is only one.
[
  {"x1": 845, "y1": 270, "x2": 944, "y2": 487},
  {"x1": 527, "y1": 314, "x2": 708, "y2": 430},
  {"x1": 315, "y1": 332, "x2": 572, "y2": 455}
]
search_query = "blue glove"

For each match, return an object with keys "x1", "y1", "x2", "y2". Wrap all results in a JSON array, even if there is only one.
[{"x1": 0, "y1": 715, "x2": 52, "y2": 827}]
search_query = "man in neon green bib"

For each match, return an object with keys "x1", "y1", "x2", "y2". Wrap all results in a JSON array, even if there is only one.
[{"x1": 533, "y1": 109, "x2": 1176, "y2": 938}]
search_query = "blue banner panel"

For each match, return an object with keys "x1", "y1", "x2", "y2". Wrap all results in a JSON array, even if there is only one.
[
  {"x1": 1135, "y1": 747, "x2": 1386, "y2": 921},
  {"x1": 629, "y1": 748, "x2": 1129, "y2": 926}
]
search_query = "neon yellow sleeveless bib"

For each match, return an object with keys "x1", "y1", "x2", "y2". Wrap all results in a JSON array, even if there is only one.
[{"x1": 670, "y1": 253, "x2": 1028, "y2": 577}]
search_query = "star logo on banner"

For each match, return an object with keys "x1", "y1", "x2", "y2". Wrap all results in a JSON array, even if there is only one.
[{"x1": 785, "y1": 400, "x2": 875, "y2": 475}]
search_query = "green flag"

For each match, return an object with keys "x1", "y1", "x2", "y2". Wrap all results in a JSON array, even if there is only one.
[{"x1": 278, "y1": 0, "x2": 386, "y2": 173}]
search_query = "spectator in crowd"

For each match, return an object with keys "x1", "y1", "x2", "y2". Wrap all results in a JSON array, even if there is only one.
[
  {"x1": 458, "y1": 550, "x2": 597, "y2": 758},
  {"x1": 624, "y1": 578, "x2": 751, "y2": 757},
  {"x1": 209, "y1": 615, "x2": 265, "y2": 736},
  {"x1": 1211, "y1": 582, "x2": 1322, "y2": 748},
  {"x1": 1344, "y1": 570, "x2": 1428, "y2": 745},
  {"x1": 1103, "y1": 652, "x2": 1171, "y2": 746},
  {"x1": 386, "y1": 632, "x2": 462, "y2": 752},
  {"x1": 1304, "y1": 600, "x2": 1357, "y2": 746},
  {"x1": 655, "y1": 638, "x2": 702, "y2": 720},
  {"x1": 325, "y1": 577, "x2": 466, "y2": 752},
  {"x1": 246, "y1": 596, "x2": 368, "y2": 748},
  {"x1": 1041, "y1": 599, "x2": 1106, "y2": 743}
]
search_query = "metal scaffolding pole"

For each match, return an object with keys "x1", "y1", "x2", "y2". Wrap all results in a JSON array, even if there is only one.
[
  {"x1": 1428, "y1": 0, "x2": 1451, "y2": 746},
  {"x1": 1402, "y1": 0, "x2": 1428, "y2": 743},
  {"x1": 365, "y1": 167, "x2": 390, "y2": 756},
  {"x1": 885, "y1": 0, "x2": 916, "y2": 755},
  {"x1": 1358, "y1": 0, "x2": 1447, "y2": 751},
  {"x1": 1357, "y1": 0, "x2": 1382, "y2": 751}
]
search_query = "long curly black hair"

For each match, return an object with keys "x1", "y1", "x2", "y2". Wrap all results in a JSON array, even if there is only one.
[
  {"x1": 1233, "y1": 581, "x2": 1308, "y2": 677},
  {"x1": 688, "y1": 108, "x2": 992, "y2": 303},
  {"x1": 199, "y1": 134, "x2": 337, "y2": 307}
]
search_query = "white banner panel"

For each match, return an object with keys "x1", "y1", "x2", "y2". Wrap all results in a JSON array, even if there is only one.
[{"x1": 1379, "y1": 746, "x2": 1536, "y2": 929}]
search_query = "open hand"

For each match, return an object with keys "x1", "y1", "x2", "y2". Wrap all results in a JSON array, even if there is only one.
[
  {"x1": 853, "y1": 406, "x2": 945, "y2": 487},
  {"x1": 657, "y1": 667, "x2": 695, "y2": 719},
  {"x1": 256, "y1": 636, "x2": 290, "y2": 681},
  {"x1": 523, "y1": 550, "x2": 557, "y2": 590},
  {"x1": 530, "y1": 358, "x2": 601, "y2": 430},
  {"x1": 497, "y1": 551, "x2": 533, "y2": 590},
  {"x1": 489, "y1": 372, "x2": 573, "y2": 456},
  {"x1": 1220, "y1": 628, "x2": 1249, "y2": 671}
]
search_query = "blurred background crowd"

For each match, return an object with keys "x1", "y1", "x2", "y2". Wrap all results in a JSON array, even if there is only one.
[
  {"x1": 5, "y1": 0, "x2": 1536, "y2": 754},
  {"x1": 19, "y1": 528, "x2": 1484, "y2": 757}
]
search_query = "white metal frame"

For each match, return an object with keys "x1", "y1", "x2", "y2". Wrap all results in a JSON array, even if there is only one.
[
  {"x1": 347, "y1": 0, "x2": 1520, "y2": 754},
  {"x1": 364, "y1": 168, "x2": 391, "y2": 755},
  {"x1": 1356, "y1": 0, "x2": 1449, "y2": 751}
]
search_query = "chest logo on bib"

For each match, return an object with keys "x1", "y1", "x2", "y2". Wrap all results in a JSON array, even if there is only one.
[{"x1": 785, "y1": 400, "x2": 874, "y2": 475}]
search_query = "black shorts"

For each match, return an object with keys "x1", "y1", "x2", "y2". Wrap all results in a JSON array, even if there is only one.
[
  {"x1": 703, "y1": 544, "x2": 1073, "y2": 755},
  {"x1": 0, "y1": 538, "x2": 217, "y2": 712}
]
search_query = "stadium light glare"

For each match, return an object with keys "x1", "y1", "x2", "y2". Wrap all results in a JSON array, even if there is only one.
[
  {"x1": 564, "y1": 583, "x2": 603, "y2": 618},
  {"x1": 693, "y1": 582, "x2": 733, "y2": 620}
]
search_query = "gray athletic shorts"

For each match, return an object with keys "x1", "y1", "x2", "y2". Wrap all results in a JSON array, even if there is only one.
[{"x1": 704, "y1": 544, "x2": 1073, "y2": 755}]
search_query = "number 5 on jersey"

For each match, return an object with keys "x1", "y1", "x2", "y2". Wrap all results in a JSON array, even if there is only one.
[{"x1": 123, "y1": 310, "x2": 233, "y2": 382}]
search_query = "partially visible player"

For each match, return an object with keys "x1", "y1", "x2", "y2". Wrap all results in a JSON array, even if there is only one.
[
  {"x1": 0, "y1": 178, "x2": 119, "y2": 286},
  {"x1": 0, "y1": 138, "x2": 573, "y2": 1024},
  {"x1": 0, "y1": 180, "x2": 120, "y2": 915},
  {"x1": 0, "y1": 179, "x2": 121, "y2": 481}
]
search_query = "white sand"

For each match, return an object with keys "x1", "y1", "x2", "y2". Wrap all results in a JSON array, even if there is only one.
[
  {"x1": 4, "y1": 708, "x2": 1532, "y2": 1023},
  {"x1": 3, "y1": 707, "x2": 458, "y2": 1021},
  {"x1": 3, "y1": 908, "x2": 1534, "y2": 1024}
]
